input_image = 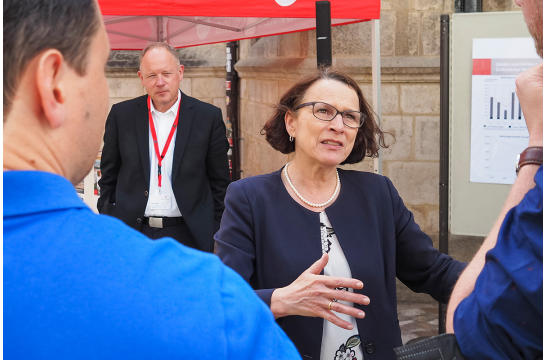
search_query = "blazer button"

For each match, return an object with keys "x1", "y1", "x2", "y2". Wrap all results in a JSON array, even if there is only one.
[
  {"x1": 137, "y1": 218, "x2": 142, "y2": 223},
  {"x1": 365, "y1": 343, "x2": 375, "y2": 354},
  {"x1": 144, "y1": 191, "x2": 148, "y2": 196}
]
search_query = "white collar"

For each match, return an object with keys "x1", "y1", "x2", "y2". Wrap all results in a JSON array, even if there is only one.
[{"x1": 150, "y1": 89, "x2": 181, "y2": 116}]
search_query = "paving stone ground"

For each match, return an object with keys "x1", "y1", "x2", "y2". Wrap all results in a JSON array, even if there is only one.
[{"x1": 397, "y1": 302, "x2": 439, "y2": 345}]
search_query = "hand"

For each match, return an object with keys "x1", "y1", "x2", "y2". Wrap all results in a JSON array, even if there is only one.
[
  {"x1": 516, "y1": 62, "x2": 543, "y2": 147},
  {"x1": 270, "y1": 253, "x2": 370, "y2": 330}
]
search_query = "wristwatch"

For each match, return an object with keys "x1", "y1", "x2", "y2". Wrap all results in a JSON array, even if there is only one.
[{"x1": 516, "y1": 146, "x2": 543, "y2": 174}]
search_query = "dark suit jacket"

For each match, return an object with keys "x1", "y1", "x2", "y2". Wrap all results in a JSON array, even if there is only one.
[
  {"x1": 98, "y1": 92, "x2": 230, "y2": 253},
  {"x1": 215, "y1": 168, "x2": 466, "y2": 360}
]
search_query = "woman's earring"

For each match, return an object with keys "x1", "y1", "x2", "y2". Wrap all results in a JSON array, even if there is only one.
[{"x1": 289, "y1": 135, "x2": 294, "y2": 142}]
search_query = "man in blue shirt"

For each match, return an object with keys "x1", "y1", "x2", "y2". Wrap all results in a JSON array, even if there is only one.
[
  {"x1": 446, "y1": 0, "x2": 543, "y2": 357},
  {"x1": 393, "y1": 1, "x2": 542, "y2": 359},
  {"x1": 449, "y1": 166, "x2": 542, "y2": 359},
  {"x1": 3, "y1": 1, "x2": 300, "y2": 359}
]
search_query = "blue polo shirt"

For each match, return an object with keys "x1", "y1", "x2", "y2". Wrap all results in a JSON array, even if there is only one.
[
  {"x1": 4, "y1": 171, "x2": 300, "y2": 359},
  {"x1": 454, "y1": 166, "x2": 543, "y2": 359}
]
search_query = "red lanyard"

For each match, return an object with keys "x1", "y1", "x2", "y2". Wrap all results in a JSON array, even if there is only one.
[{"x1": 147, "y1": 96, "x2": 180, "y2": 188}]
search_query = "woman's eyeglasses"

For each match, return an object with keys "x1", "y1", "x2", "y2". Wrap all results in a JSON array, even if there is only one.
[{"x1": 294, "y1": 102, "x2": 366, "y2": 128}]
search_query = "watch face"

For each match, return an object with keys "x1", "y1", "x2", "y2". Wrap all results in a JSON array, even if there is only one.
[{"x1": 516, "y1": 153, "x2": 521, "y2": 169}]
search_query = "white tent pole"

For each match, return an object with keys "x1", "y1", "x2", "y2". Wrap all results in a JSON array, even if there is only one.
[{"x1": 371, "y1": 19, "x2": 382, "y2": 175}]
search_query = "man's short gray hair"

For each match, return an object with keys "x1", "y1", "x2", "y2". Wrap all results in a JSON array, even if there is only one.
[{"x1": 139, "y1": 42, "x2": 180, "y2": 69}]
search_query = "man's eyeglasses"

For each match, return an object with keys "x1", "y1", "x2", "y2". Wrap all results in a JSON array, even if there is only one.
[{"x1": 294, "y1": 102, "x2": 366, "y2": 128}]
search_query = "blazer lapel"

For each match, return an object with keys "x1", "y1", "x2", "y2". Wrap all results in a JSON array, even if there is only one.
[
  {"x1": 172, "y1": 92, "x2": 195, "y2": 182},
  {"x1": 135, "y1": 96, "x2": 151, "y2": 187},
  {"x1": 325, "y1": 170, "x2": 384, "y2": 295}
]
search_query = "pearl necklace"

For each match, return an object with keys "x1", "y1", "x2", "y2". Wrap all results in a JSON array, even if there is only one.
[{"x1": 284, "y1": 161, "x2": 340, "y2": 208}]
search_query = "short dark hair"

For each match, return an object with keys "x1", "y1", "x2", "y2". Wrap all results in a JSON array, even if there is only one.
[
  {"x1": 3, "y1": 0, "x2": 101, "y2": 115},
  {"x1": 262, "y1": 68, "x2": 389, "y2": 165}
]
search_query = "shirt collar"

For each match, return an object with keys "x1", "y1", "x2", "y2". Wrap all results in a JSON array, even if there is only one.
[
  {"x1": 4, "y1": 171, "x2": 89, "y2": 217},
  {"x1": 150, "y1": 89, "x2": 181, "y2": 116}
]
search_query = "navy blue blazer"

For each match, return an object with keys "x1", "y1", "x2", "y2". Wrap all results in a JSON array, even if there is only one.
[{"x1": 215, "y1": 168, "x2": 466, "y2": 360}]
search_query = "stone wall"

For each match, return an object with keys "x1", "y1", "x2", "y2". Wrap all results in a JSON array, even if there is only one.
[{"x1": 483, "y1": 0, "x2": 519, "y2": 12}]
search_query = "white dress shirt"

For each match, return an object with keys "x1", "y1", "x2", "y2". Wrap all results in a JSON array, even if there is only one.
[{"x1": 144, "y1": 90, "x2": 183, "y2": 217}]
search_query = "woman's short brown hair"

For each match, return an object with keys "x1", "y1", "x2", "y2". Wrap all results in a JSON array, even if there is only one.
[{"x1": 262, "y1": 67, "x2": 388, "y2": 165}]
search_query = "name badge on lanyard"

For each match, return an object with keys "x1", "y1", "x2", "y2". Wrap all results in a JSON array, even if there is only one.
[
  {"x1": 148, "y1": 95, "x2": 180, "y2": 196},
  {"x1": 149, "y1": 193, "x2": 172, "y2": 210}
]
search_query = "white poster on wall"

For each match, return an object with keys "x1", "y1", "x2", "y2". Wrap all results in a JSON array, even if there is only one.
[{"x1": 470, "y1": 38, "x2": 541, "y2": 184}]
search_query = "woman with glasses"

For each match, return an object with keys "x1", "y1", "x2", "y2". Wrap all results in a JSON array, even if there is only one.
[{"x1": 215, "y1": 69, "x2": 465, "y2": 360}]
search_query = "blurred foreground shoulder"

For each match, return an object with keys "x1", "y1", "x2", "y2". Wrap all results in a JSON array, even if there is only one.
[{"x1": 220, "y1": 263, "x2": 302, "y2": 359}]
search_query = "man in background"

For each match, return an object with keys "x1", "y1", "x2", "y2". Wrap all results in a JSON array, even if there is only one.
[
  {"x1": 3, "y1": 0, "x2": 300, "y2": 358},
  {"x1": 98, "y1": 42, "x2": 230, "y2": 253}
]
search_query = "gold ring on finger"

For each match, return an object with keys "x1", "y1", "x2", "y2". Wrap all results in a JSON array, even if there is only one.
[{"x1": 328, "y1": 301, "x2": 333, "y2": 311}]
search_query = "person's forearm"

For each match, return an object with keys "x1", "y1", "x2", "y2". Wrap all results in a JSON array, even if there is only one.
[{"x1": 446, "y1": 164, "x2": 540, "y2": 332}]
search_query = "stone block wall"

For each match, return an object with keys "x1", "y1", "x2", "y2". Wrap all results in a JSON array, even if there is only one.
[{"x1": 483, "y1": 0, "x2": 519, "y2": 11}]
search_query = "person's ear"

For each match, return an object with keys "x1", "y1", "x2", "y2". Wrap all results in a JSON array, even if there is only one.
[
  {"x1": 36, "y1": 49, "x2": 67, "y2": 129},
  {"x1": 178, "y1": 64, "x2": 185, "y2": 83},
  {"x1": 138, "y1": 70, "x2": 145, "y2": 87},
  {"x1": 285, "y1": 110, "x2": 297, "y2": 138}
]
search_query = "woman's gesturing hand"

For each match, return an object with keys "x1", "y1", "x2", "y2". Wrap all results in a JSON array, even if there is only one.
[{"x1": 270, "y1": 253, "x2": 370, "y2": 330}]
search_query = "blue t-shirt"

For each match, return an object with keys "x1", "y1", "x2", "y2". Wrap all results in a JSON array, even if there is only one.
[
  {"x1": 454, "y1": 166, "x2": 543, "y2": 359},
  {"x1": 4, "y1": 171, "x2": 301, "y2": 359}
]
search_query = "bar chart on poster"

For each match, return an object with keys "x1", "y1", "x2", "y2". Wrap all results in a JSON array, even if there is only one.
[
  {"x1": 470, "y1": 38, "x2": 541, "y2": 184},
  {"x1": 484, "y1": 79, "x2": 523, "y2": 123}
]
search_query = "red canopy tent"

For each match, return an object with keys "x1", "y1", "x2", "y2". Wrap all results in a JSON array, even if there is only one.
[
  {"x1": 97, "y1": 0, "x2": 384, "y2": 173},
  {"x1": 98, "y1": 0, "x2": 380, "y2": 50}
]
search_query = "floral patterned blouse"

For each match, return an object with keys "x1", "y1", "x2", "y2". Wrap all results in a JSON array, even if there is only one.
[{"x1": 320, "y1": 211, "x2": 364, "y2": 360}]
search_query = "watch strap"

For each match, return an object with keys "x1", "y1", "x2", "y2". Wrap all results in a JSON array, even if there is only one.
[{"x1": 517, "y1": 146, "x2": 543, "y2": 174}]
